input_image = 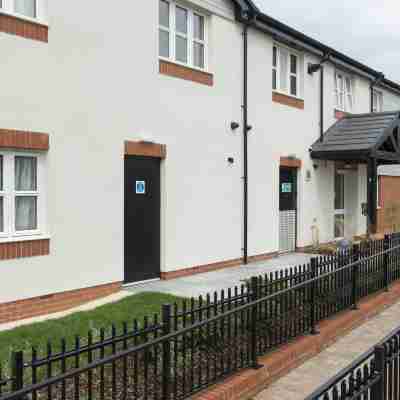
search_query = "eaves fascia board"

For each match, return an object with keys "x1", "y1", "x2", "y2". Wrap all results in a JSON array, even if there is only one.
[{"x1": 253, "y1": 11, "x2": 400, "y2": 95}]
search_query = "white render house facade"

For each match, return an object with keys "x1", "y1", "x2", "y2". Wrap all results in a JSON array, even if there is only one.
[{"x1": 1, "y1": 0, "x2": 400, "y2": 322}]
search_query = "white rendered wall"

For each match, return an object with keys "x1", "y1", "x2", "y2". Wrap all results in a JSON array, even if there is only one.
[{"x1": 1, "y1": 0, "x2": 400, "y2": 304}]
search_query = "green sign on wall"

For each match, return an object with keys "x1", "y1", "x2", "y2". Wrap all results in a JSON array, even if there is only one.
[{"x1": 281, "y1": 183, "x2": 292, "y2": 193}]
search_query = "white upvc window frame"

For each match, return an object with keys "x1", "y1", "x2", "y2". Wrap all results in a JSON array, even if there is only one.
[
  {"x1": 335, "y1": 71, "x2": 354, "y2": 112},
  {"x1": 0, "y1": 150, "x2": 47, "y2": 242},
  {"x1": 372, "y1": 89, "x2": 383, "y2": 113},
  {"x1": 272, "y1": 43, "x2": 302, "y2": 99},
  {"x1": 0, "y1": 0, "x2": 40, "y2": 22},
  {"x1": 159, "y1": 0, "x2": 208, "y2": 72}
]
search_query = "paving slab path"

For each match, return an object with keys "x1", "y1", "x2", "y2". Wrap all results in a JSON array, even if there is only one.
[
  {"x1": 126, "y1": 253, "x2": 313, "y2": 298},
  {"x1": 254, "y1": 300, "x2": 400, "y2": 400}
]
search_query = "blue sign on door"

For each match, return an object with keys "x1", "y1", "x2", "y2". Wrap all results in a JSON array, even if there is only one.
[
  {"x1": 281, "y1": 183, "x2": 292, "y2": 193},
  {"x1": 136, "y1": 181, "x2": 146, "y2": 194}
]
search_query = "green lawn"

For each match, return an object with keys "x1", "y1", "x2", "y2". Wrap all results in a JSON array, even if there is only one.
[{"x1": 0, "y1": 292, "x2": 186, "y2": 367}]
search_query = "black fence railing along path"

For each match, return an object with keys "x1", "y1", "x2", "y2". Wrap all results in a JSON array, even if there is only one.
[
  {"x1": 0, "y1": 233, "x2": 400, "y2": 400},
  {"x1": 305, "y1": 322, "x2": 400, "y2": 400}
]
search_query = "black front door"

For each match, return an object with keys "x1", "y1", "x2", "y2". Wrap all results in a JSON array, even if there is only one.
[
  {"x1": 279, "y1": 167, "x2": 297, "y2": 252},
  {"x1": 124, "y1": 156, "x2": 161, "y2": 284}
]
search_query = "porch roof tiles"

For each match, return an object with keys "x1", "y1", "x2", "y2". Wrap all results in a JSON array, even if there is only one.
[{"x1": 310, "y1": 111, "x2": 400, "y2": 163}]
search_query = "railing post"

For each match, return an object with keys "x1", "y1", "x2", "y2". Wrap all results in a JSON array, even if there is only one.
[
  {"x1": 371, "y1": 345, "x2": 386, "y2": 400},
  {"x1": 11, "y1": 351, "x2": 24, "y2": 393},
  {"x1": 310, "y1": 258, "x2": 319, "y2": 335},
  {"x1": 384, "y1": 234, "x2": 390, "y2": 291},
  {"x1": 250, "y1": 276, "x2": 262, "y2": 369},
  {"x1": 161, "y1": 304, "x2": 172, "y2": 400},
  {"x1": 352, "y1": 244, "x2": 359, "y2": 310}
]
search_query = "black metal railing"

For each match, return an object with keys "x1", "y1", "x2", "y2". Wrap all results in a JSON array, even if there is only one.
[
  {"x1": 0, "y1": 233, "x2": 400, "y2": 400},
  {"x1": 305, "y1": 324, "x2": 400, "y2": 400}
]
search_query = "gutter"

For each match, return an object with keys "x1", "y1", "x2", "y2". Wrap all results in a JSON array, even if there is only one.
[{"x1": 250, "y1": 11, "x2": 400, "y2": 95}]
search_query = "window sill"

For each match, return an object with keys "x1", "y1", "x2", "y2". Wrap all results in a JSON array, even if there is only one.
[
  {"x1": 0, "y1": 10, "x2": 48, "y2": 42},
  {"x1": 272, "y1": 91, "x2": 304, "y2": 110},
  {"x1": 0, "y1": 236, "x2": 50, "y2": 260},
  {"x1": 0, "y1": 234, "x2": 50, "y2": 244},
  {"x1": 159, "y1": 59, "x2": 214, "y2": 86}
]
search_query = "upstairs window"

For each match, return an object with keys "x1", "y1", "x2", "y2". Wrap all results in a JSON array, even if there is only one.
[
  {"x1": 159, "y1": 0, "x2": 207, "y2": 70},
  {"x1": 272, "y1": 44, "x2": 300, "y2": 98},
  {"x1": 335, "y1": 72, "x2": 354, "y2": 112},
  {"x1": 373, "y1": 90, "x2": 383, "y2": 113}
]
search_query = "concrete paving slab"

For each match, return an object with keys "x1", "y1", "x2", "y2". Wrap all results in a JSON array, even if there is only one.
[
  {"x1": 255, "y1": 299, "x2": 400, "y2": 400},
  {"x1": 125, "y1": 253, "x2": 314, "y2": 298}
]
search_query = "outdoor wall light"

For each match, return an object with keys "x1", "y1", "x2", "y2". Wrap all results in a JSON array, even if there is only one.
[
  {"x1": 308, "y1": 63, "x2": 321, "y2": 75},
  {"x1": 227, "y1": 157, "x2": 235, "y2": 164},
  {"x1": 246, "y1": 125, "x2": 253, "y2": 132},
  {"x1": 308, "y1": 53, "x2": 331, "y2": 75},
  {"x1": 231, "y1": 122, "x2": 240, "y2": 131}
]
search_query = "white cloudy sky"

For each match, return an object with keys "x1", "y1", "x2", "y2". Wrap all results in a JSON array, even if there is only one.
[{"x1": 254, "y1": 0, "x2": 400, "y2": 83}]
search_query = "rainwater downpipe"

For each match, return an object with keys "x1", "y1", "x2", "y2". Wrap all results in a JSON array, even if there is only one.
[
  {"x1": 243, "y1": 21, "x2": 249, "y2": 264},
  {"x1": 319, "y1": 66, "x2": 324, "y2": 142},
  {"x1": 241, "y1": 10, "x2": 255, "y2": 265}
]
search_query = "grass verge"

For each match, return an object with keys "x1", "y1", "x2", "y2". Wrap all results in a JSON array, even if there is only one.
[{"x1": 0, "y1": 292, "x2": 186, "y2": 365}]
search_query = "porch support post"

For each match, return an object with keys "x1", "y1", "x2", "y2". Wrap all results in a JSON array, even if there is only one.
[{"x1": 367, "y1": 157, "x2": 377, "y2": 235}]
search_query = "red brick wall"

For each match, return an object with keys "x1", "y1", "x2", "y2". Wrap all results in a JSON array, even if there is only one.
[
  {"x1": 159, "y1": 60, "x2": 214, "y2": 86},
  {"x1": 0, "y1": 14, "x2": 48, "y2": 42},
  {"x1": 272, "y1": 92, "x2": 304, "y2": 110},
  {"x1": 377, "y1": 175, "x2": 400, "y2": 233},
  {"x1": 0, "y1": 239, "x2": 49, "y2": 260},
  {"x1": 161, "y1": 251, "x2": 278, "y2": 280},
  {"x1": 0, "y1": 129, "x2": 49, "y2": 151},
  {"x1": 0, "y1": 282, "x2": 122, "y2": 324}
]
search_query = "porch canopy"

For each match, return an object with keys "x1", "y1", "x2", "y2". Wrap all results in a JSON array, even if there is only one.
[{"x1": 310, "y1": 111, "x2": 400, "y2": 234}]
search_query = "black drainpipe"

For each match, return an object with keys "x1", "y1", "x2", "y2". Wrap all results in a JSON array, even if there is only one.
[
  {"x1": 319, "y1": 66, "x2": 324, "y2": 142},
  {"x1": 370, "y1": 83, "x2": 374, "y2": 113},
  {"x1": 243, "y1": 21, "x2": 249, "y2": 265}
]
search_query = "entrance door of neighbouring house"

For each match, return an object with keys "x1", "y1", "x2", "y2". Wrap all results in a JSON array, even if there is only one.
[
  {"x1": 279, "y1": 167, "x2": 297, "y2": 253},
  {"x1": 334, "y1": 165, "x2": 345, "y2": 239},
  {"x1": 124, "y1": 155, "x2": 161, "y2": 284}
]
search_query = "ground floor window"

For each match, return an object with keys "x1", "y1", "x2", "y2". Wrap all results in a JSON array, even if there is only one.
[
  {"x1": 0, "y1": 151, "x2": 46, "y2": 239},
  {"x1": 334, "y1": 165, "x2": 345, "y2": 238}
]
